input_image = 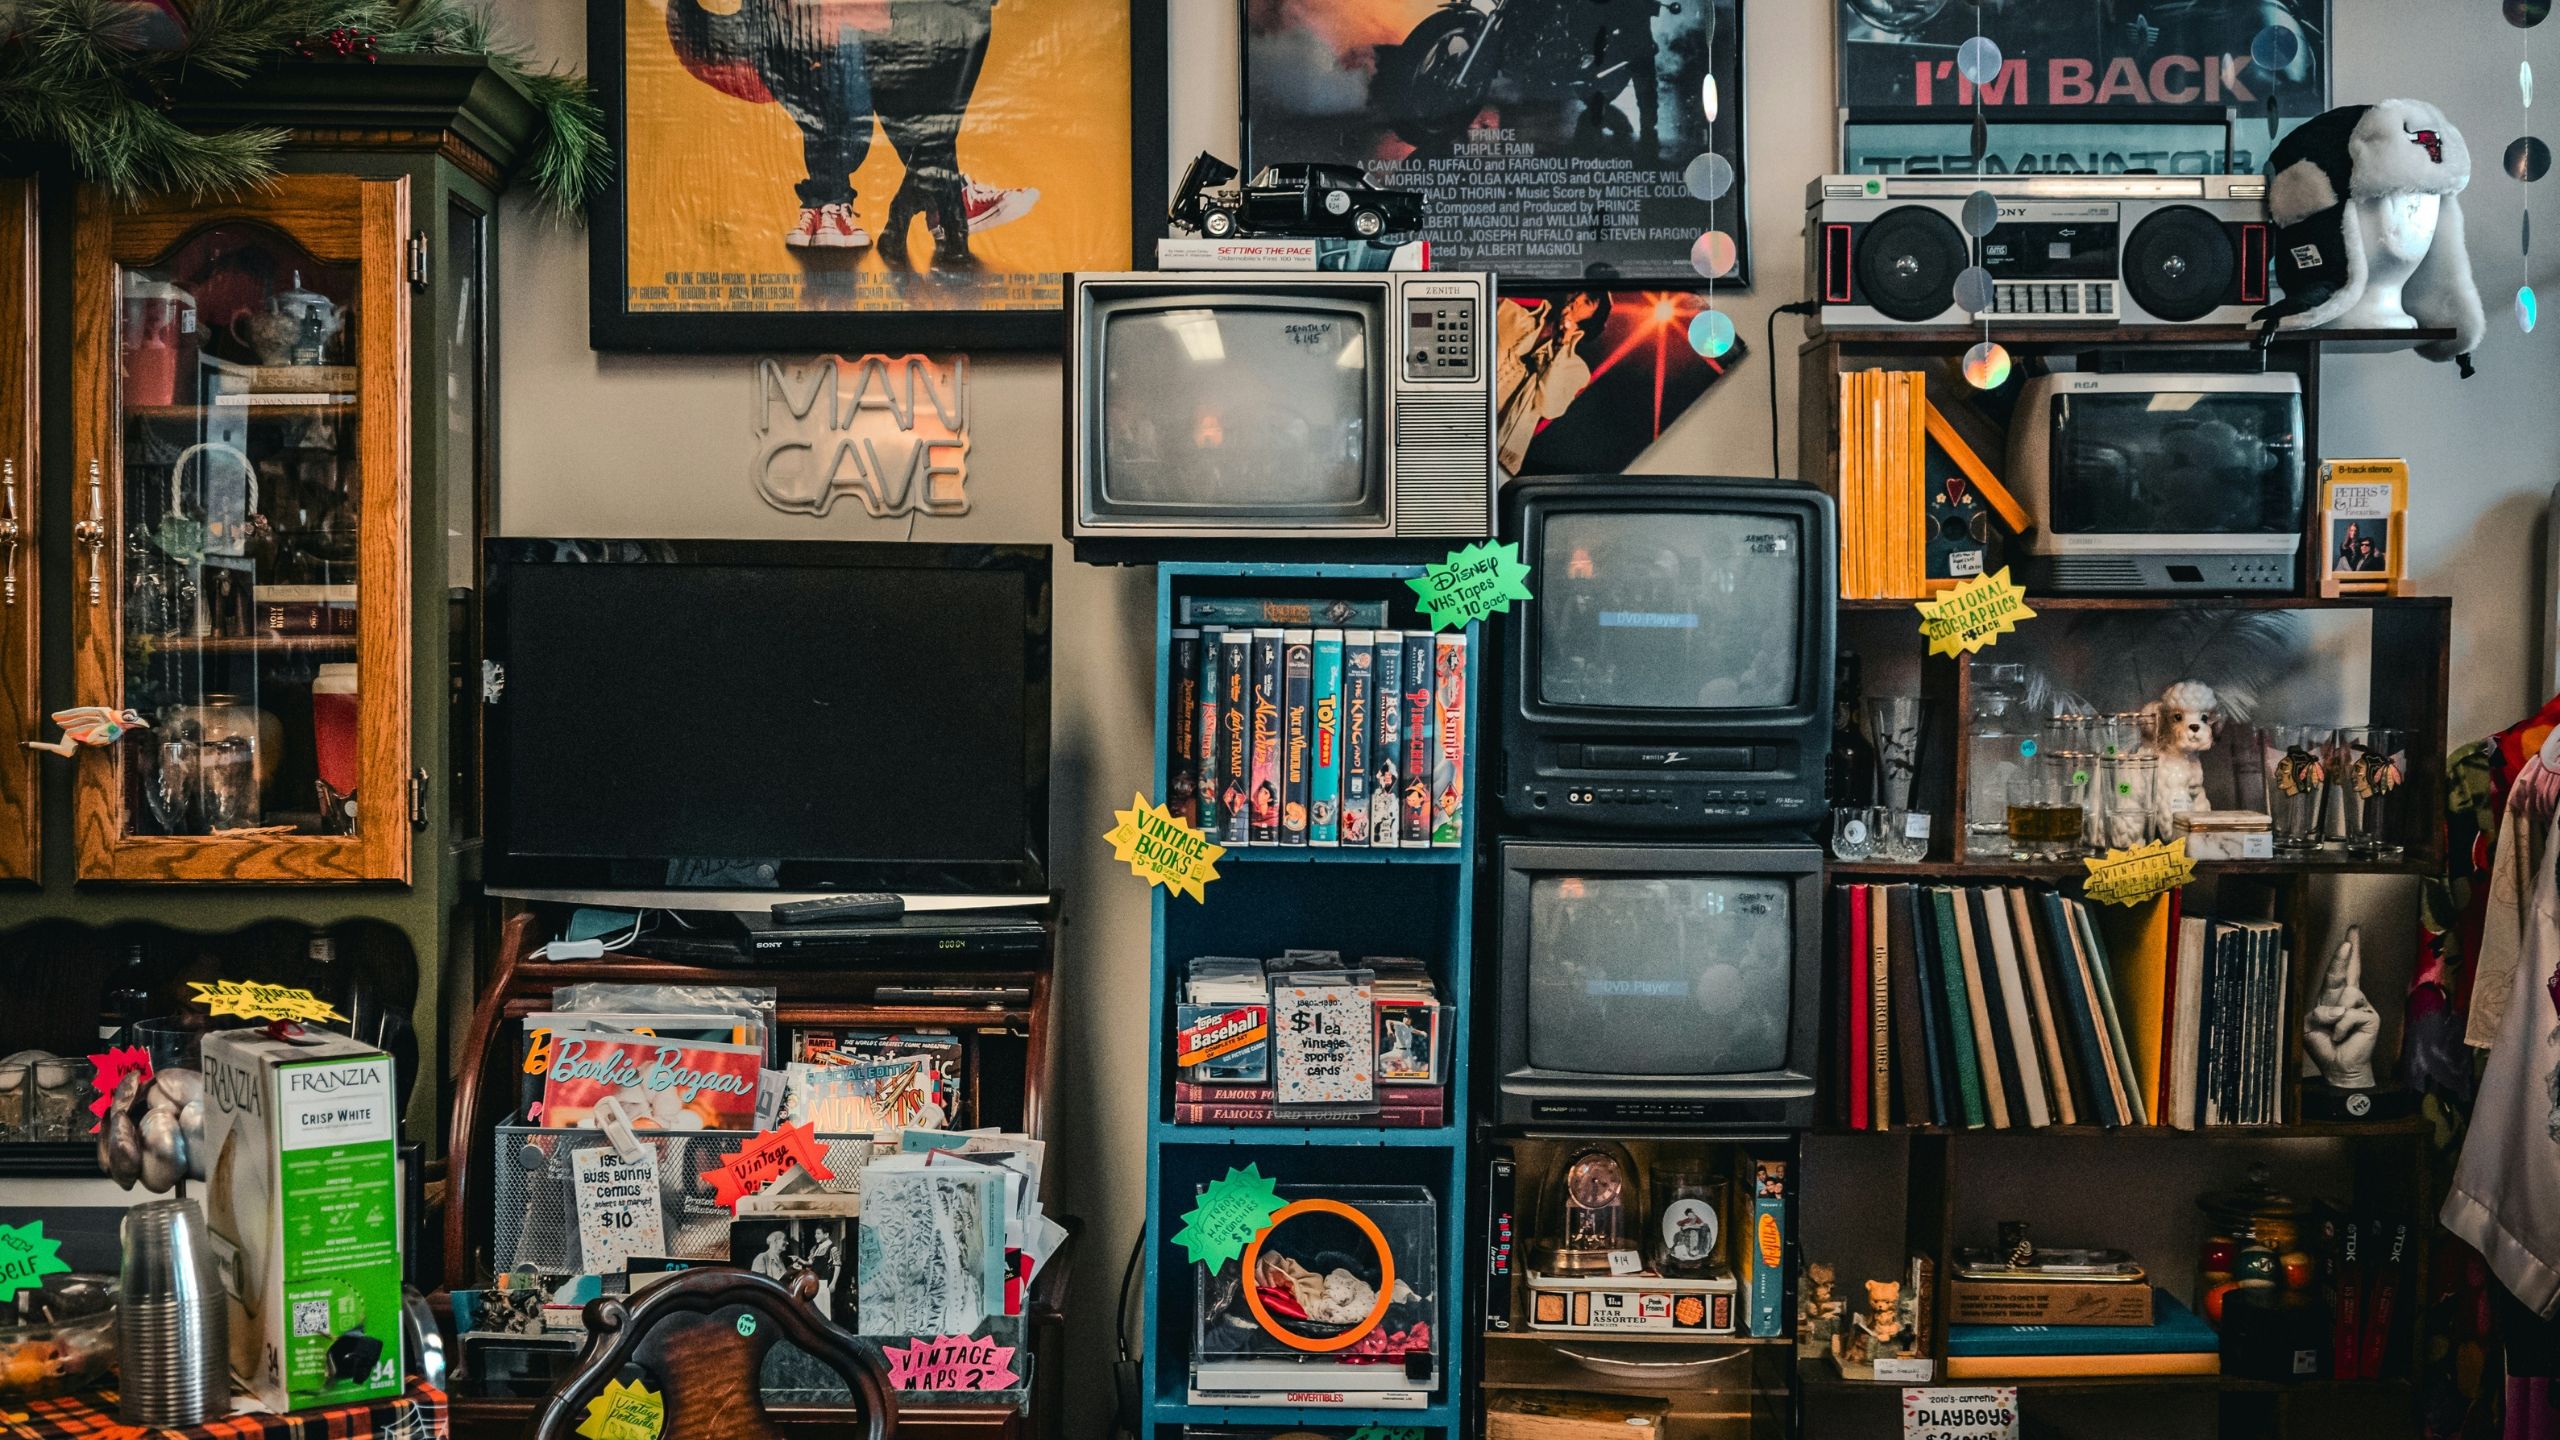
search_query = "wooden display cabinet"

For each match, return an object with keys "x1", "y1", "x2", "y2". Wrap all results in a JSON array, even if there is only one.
[{"x1": 0, "y1": 59, "x2": 538, "y2": 1149}]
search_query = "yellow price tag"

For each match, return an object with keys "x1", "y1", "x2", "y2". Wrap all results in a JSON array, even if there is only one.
[
  {"x1": 2082, "y1": 839, "x2": 2198, "y2": 907},
  {"x1": 577, "y1": 1378, "x2": 664, "y2": 1440},
  {"x1": 1914, "y1": 567, "x2": 2036, "y2": 658},
  {"x1": 187, "y1": 979, "x2": 347, "y2": 1025},
  {"x1": 1105, "y1": 792, "x2": 1225, "y2": 903}
]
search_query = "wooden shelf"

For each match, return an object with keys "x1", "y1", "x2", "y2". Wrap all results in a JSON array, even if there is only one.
[
  {"x1": 1485, "y1": 1327, "x2": 1795, "y2": 1348},
  {"x1": 126, "y1": 400, "x2": 357, "y2": 420},
  {"x1": 1838, "y1": 595, "x2": 2447, "y2": 613},
  {"x1": 1803, "y1": 325, "x2": 2456, "y2": 351},
  {"x1": 1825, "y1": 855, "x2": 2430, "y2": 879},
  {"x1": 152, "y1": 633, "x2": 358, "y2": 655},
  {"x1": 1802, "y1": 1363, "x2": 2414, "y2": 1395},
  {"x1": 1816, "y1": 1115, "x2": 2427, "y2": 1140}
]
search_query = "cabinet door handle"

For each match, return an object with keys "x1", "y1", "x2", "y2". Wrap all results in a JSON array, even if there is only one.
[
  {"x1": 74, "y1": 458, "x2": 105, "y2": 606},
  {"x1": 0, "y1": 458, "x2": 20, "y2": 607}
]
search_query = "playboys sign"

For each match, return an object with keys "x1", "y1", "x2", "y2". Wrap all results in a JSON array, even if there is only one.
[{"x1": 754, "y1": 355, "x2": 970, "y2": 519}]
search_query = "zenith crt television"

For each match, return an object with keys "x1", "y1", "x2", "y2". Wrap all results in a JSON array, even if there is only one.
[
  {"x1": 1064, "y1": 271, "x2": 1496, "y2": 563},
  {"x1": 1500, "y1": 476, "x2": 1837, "y2": 833},
  {"x1": 1495, "y1": 841, "x2": 1827, "y2": 1128},
  {"x1": 483, "y1": 539, "x2": 1050, "y2": 895}
]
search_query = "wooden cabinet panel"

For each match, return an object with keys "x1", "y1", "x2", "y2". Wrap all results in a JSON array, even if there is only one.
[
  {"x1": 69, "y1": 174, "x2": 411, "y2": 883},
  {"x1": 0, "y1": 179, "x2": 34, "y2": 882}
]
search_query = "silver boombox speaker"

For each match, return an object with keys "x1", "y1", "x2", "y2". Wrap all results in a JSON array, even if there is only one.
[{"x1": 1806, "y1": 174, "x2": 2272, "y2": 329}]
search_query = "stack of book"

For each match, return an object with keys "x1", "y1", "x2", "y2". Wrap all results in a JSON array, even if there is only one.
[
  {"x1": 1837, "y1": 885, "x2": 2301, "y2": 1131},
  {"x1": 1838, "y1": 369, "x2": 1928, "y2": 600},
  {"x1": 1946, "y1": 1289, "x2": 2220, "y2": 1379},
  {"x1": 1167, "y1": 594, "x2": 1469, "y2": 851}
]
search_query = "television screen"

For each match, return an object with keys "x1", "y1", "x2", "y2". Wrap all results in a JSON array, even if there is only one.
[
  {"x1": 2049, "y1": 391, "x2": 2303, "y2": 534},
  {"x1": 1537, "y1": 511, "x2": 1804, "y2": 710},
  {"x1": 1525, "y1": 873, "x2": 1793, "y2": 1076},
  {"x1": 488, "y1": 542, "x2": 1047, "y2": 890},
  {"x1": 1098, "y1": 303, "x2": 1377, "y2": 513}
]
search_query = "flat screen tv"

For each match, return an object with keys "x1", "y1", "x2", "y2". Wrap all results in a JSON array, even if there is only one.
[
  {"x1": 1494, "y1": 840, "x2": 1827, "y2": 1129},
  {"x1": 484, "y1": 539, "x2": 1050, "y2": 894},
  {"x1": 1500, "y1": 475, "x2": 1836, "y2": 834}
]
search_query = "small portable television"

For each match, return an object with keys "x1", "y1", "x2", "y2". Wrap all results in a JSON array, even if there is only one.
[
  {"x1": 1500, "y1": 475, "x2": 1837, "y2": 833},
  {"x1": 1064, "y1": 270, "x2": 1496, "y2": 562},
  {"x1": 2010, "y1": 371, "x2": 2306, "y2": 593},
  {"x1": 1493, "y1": 841, "x2": 1827, "y2": 1128}
]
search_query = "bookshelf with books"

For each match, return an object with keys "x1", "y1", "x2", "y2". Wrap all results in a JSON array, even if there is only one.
[{"x1": 1139, "y1": 563, "x2": 1480, "y2": 1436}]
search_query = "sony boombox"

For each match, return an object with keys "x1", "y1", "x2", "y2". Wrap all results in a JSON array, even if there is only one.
[{"x1": 1807, "y1": 174, "x2": 2272, "y2": 328}]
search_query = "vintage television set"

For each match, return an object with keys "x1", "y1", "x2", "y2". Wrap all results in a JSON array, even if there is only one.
[
  {"x1": 2009, "y1": 370, "x2": 2306, "y2": 593},
  {"x1": 483, "y1": 539, "x2": 1050, "y2": 896},
  {"x1": 1493, "y1": 840, "x2": 1827, "y2": 1129},
  {"x1": 1500, "y1": 476, "x2": 1836, "y2": 833},
  {"x1": 1063, "y1": 270, "x2": 1496, "y2": 562}
]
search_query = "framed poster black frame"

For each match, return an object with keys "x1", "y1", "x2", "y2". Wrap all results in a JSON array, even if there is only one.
[{"x1": 586, "y1": 0, "x2": 1168, "y2": 353}]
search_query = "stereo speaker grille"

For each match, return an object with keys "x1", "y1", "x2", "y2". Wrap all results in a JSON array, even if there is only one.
[{"x1": 1392, "y1": 391, "x2": 1495, "y2": 535}]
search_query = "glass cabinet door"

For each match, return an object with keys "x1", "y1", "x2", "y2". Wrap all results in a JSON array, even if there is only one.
[
  {"x1": 71, "y1": 175, "x2": 411, "y2": 883},
  {"x1": 0, "y1": 178, "x2": 35, "y2": 881}
]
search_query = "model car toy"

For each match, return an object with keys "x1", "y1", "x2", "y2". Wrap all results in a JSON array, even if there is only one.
[{"x1": 1170, "y1": 151, "x2": 1427, "y2": 240}]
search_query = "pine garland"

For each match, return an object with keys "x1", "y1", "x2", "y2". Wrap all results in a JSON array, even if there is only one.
[{"x1": 0, "y1": 0, "x2": 610, "y2": 216}]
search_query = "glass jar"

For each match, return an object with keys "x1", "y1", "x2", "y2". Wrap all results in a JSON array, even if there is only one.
[
  {"x1": 2007, "y1": 753, "x2": 2087, "y2": 861},
  {"x1": 1652, "y1": 1164, "x2": 1731, "y2": 1278},
  {"x1": 2095, "y1": 752, "x2": 2157, "y2": 850},
  {"x1": 2258, "y1": 724, "x2": 2329, "y2": 852},
  {"x1": 2334, "y1": 726, "x2": 2407, "y2": 858},
  {"x1": 2196, "y1": 1172, "x2": 2321, "y2": 1329},
  {"x1": 1967, "y1": 724, "x2": 2041, "y2": 858}
]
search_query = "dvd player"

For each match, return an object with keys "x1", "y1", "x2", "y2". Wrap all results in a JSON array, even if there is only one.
[{"x1": 736, "y1": 910, "x2": 1047, "y2": 960}]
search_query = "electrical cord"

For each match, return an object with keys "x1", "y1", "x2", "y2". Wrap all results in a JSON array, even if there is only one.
[
  {"x1": 1114, "y1": 1223, "x2": 1144, "y2": 1436},
  {"x1": 530, "y1": 910, "x2": 654, "y2": 962},
  {"x1": 1766, "y1": 301, "x2": 1822, "y2": 479}
]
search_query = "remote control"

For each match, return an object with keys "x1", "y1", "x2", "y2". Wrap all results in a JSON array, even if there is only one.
[{"x1": 770, "y1": 893, "x2": 905, "y2": 925}]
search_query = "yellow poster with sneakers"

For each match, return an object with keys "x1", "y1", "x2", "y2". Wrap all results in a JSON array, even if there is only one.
[{"x1": 613, "y1": 0, "x2": 1134, "y2": 320}]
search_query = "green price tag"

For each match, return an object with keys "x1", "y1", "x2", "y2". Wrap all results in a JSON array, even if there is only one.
[
  {"x1": 0, "y1": 1221, "x2": 70, "y2": 1301},
  {"x1": 1171, "y1": 1163, "x2": 1284, "y2": 1274},
  {"x1": 1407, "y1": 540, "x2": 1533, "y2": 632}
]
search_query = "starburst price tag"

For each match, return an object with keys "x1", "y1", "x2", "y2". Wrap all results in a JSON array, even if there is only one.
[
  {"x1": 0, "y1": 1221, "x2": 70, "y2": 1301},
  {"x1": 86, "y1": 1045, "x2": 152, "y2": 1135},
  {"x1": 576, "y1": 1378, "x2": 663, "y2": 1440},
  {"x1": 697, "y1": 1122, "x2": 835, "y2": 1210},
  {"x1": 1172, "y1": 1163, "x2": 1284, "y2": 1274},
  {"x1": 187, "y1": 979, "x2": 347, "y2": 1025},
  {"x1": 1408, "y1": 540, "x2": 1532, "y2": 631},
  {"x1": 2082, "y1": 839, "x2": 2198, "y2": 907},
  {"x1": 881, "y1": 1335, "x2": 1021, "y2": 1392},
  {"x1": 1915, "y1": 567, "x2": 2035, "y2": 658},
  {"x1": 1105, "y1": 793, "x2": 1224, "y2": 903}
]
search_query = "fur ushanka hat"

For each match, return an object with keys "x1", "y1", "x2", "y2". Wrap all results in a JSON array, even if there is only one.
[{"x1": 2255, "y1": 99, "x2": 2485, "y2": 377}]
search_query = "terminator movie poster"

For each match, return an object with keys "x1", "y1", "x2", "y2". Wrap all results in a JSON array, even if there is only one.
[
  {"x1": 599, "y1": 0, "x2": 1135, "y2": 336},
  {"x1": 1246, "y1": 0, "x2": 1750, "y2": 286},
  {"x1": 1836, "y1": 0, "x2": 2328, "y2": 176}
]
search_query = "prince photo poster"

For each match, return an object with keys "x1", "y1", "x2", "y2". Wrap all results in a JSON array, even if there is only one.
[
  {"x1": 1246, "y1": 0, "x2": 1747, "y2": 286},
  {"x1": 589, "y1": 0, "x2": 1166, "y2": 351}
]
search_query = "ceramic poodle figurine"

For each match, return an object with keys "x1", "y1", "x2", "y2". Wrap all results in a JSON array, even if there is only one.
[{"x1": 2139, "y1": 680, "x2": 2220, "y2": 840}]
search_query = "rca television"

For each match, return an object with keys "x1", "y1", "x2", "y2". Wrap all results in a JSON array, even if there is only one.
[
  {"x1": 484, "y1": 539, "x2": 1050, "y2": 894},
  {"x1": 1500, "y1": 476, "x2": 1836, "y2": 833},
  {"x1": 1494, "y1": 841, "x2": 1827, "y2": 1129},
  {"x1": 2009, "y1": 371, "x2": 2305, "y2": 593},
  {"x1": 1063, "y1": 271, "x2": 1496, "y2": 563}
]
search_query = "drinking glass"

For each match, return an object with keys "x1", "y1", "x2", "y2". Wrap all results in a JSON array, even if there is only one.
[
  {"x1": 2335, "y1": 726, "x2": 2408, "y2": 858},
  {"x1": 1866, "y1": 697, "x2": 1924, "y2": 811},
  {"x1": 2007, "y1": 756, "x2": 2086, "y2": 861},
  {"x1": 1882, "y1": 807, "x2": 1931, "y2": 863},
  {"x1": 1968, "y1": 660, "x2": 2028, "y2": 719},
  {"x1": 2096, "y1": 711, "x2": 2152, "y2": 760},
  {"x1": 1831, "y1": 806, "x2": 1881, "y2": 861},
  {"x1": 2096, "y1": 753, "x2": 2157, "y2": 849},
  {"x1": 2259, "y1": 725, "x2": 2328, "y2": 852}
]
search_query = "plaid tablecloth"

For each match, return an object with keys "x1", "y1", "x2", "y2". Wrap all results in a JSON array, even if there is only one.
[{"x1": 1, "y1": 1384, "x2": 445, "y2": 1440}]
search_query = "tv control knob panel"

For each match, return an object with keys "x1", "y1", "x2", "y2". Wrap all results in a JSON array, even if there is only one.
[{"x1": 1403, "y1": 282, "x2": 1480, "y2": 382}]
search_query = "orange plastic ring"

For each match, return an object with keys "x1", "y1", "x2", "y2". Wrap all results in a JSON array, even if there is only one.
[{"x1": 1238, "y1": 1198, "x2": 1396, "y2": 1354}]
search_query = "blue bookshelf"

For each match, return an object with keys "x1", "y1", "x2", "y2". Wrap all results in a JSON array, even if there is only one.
[{"x1": 1140, "y1": 562, "x2": 1479, "y2": 1437}]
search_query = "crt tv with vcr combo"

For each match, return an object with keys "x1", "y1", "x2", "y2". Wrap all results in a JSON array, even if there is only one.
[
  {"x1": 1063, "y1": 271, "x2": 1496, "y2": 563},
  {"x1": 1499, "y1": 476, "x2": 1836, "y2": 833},
  {"x1": 1807, "y1": 173, "x2": 2271, "y2": 328},
  {"x1": 1493, "y1": 840, "x2": 1827, "y2": 1129}
]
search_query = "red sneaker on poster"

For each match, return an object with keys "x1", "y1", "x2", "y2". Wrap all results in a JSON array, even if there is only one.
[
  {"x1": 932, "y1": 180, "x2": 1041, "y2": 241},
  {"x1": 785, "y1": 202, "x2": 870, "y2": 249}
]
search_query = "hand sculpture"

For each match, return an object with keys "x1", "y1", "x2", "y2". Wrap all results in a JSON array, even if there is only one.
[
  {"x1": 98, "y1": 1066, "x2": 208, "y2": 1193},
  {"x1": 2302, "y1": 926, "x2": 2381, "y2": 1091}
]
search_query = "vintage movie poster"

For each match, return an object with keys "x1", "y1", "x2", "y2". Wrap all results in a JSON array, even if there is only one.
[
  {"x1": 1245, "y1": 0, "x2": 1748, "y2": 285},
  {"x1": 594, "y1": 0, "x2": 1152, "y2": 347},
  {"x1": 1836, "y1": 0, "x2": 2329, "y2": 176},
  {"x1": 1496, "y1": 288, "x2": 1747, "y2": 476}
]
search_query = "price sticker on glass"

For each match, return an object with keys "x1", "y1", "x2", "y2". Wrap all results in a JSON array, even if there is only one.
[{"x1": 1903, "y1": 1386, "x2": 2019, "y2": 1440}]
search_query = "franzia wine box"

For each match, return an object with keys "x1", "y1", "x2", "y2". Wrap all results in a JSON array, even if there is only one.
[{"x1": 203, "y1": 1028, "x2": 403, "y2": 1411}]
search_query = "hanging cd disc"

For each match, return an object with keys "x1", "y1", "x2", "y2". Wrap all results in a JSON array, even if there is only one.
[
  {"x1": 2511, "y1": 136, "x2": 2552, "y2": 182},
  {"x1": 1961, "y1": 190, "x2": 2000, "y2": 237},
  {"x1": 1957, "y1": 36, "x2": 2004, "y2": 84},
  {"x1": 1963, "y1": 340, "x2": 2012, "y2": 390},
  {"x1": 1689, "y1": 309, "x2": 1738, "y2": 359},
  {"x1": 2520, "y1": 285, "x2": 2541, "y2": 333},
  {"x1": 1683, "y1": 153, "x2": 1736, "y2": 202},
  {"x1": 2509, "y1": 0, "x2": 2549, "y2": 28},
  {"x1": 2250, "y1": 25, "x2": 2302, "y2": 72},
  {"x1": 1690, "y1": 231, "x2": 1739, "y2": 279},
  {"x1": 1953, "y1": 265, "x2": 1997, "y2": 316}
]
